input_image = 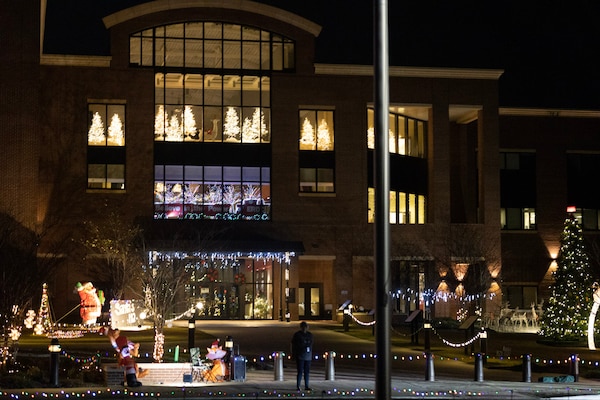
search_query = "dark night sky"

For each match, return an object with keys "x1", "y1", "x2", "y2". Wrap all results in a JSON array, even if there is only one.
[{"x1": 43, "y1": 0, "x2": 600, "y2": 109}]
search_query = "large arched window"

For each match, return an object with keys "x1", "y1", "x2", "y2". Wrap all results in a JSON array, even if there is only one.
[{"x1": 131, "y1": 22, "x2": 292, "y2": 220}]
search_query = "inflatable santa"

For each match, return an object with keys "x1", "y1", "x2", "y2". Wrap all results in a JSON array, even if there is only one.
[
  {"x1": 75, "y1": 281, "x2": 104, "y2": 325},
  {"x1": 102, "y1": 327, "x2": 147, "y2": 387}
]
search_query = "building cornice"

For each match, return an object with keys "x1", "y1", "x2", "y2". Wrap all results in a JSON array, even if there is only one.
[
  {"x1": 315, "y1": 64, "x2": 504, "y2": 80},
  {"x1": 40, "y1": 54, "x2": 112, "y2": 67},
  {"x1": 500, "y1": 107, "x2": 600, "y2": 118},
  {"x1": 103, "y1": 0, "x2": 322, "y2": 37}
]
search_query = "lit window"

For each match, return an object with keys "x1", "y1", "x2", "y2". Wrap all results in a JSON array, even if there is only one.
[
  {"x1": 88, "y1": 104, "x2": 125, "y2": 146},
  {"x1": 368, "y1": 188, "x2": 426, "y2": 224},
  {"x1": 299, "y1": 109, "x2": 335, "y2": 193},
  {"x1": 87, "y1": 103, "x2": 126, "y2": 190},
  {"x1": 154, "y1": 166, "x2": 270, "y2": 220},
  {"x1": 367, "y1": 108, "x2": 426, "y2": 158},
  {"x1": 501, "y1": 208, "x2": 536, "y2": 230}
]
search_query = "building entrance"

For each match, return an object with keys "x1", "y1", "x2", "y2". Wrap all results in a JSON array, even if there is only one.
[{"x1": 297, "y1": 283, "x2": 323, "y2": 319}]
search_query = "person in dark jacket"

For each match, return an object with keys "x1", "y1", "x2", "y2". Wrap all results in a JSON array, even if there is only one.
[{"x1": 291, "y1": 321, "x2": 313, "y2": 391}]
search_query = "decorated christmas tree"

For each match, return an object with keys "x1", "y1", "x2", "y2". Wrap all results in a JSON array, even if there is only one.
[
  {"x1": 317, "y1": 119, "x2": 332, "y2": 150},
  {"x1": 154, "y1": 105, "x2": 167, "y2": 139},
  {"x1": 299, "y1": 117, "x2": 315, "y2": 150},
  {"x1": 165, "y1": 113, "x2": 183, "y2": 141},
  {"x1": 539, "y1": 212, "x2": 594, "y2": 341},
  {"x1": 223, "y1": 107, "x2": 241, "y2": 141},
  {"x1": 88, "y1": 112, "x2": 105, "y2": 145},
  {"x1": 34, "y1": 283, "x2": 52, "y2": 335},
  {"x1": 182, "y1": 106, "x2": 198, "y2": 140},
  {"x1": 107, "y1": 113, "x2": 124, "y2": 146}
]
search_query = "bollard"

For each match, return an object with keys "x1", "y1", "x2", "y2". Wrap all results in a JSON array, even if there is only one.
[
  {"x1": 570, "y1": 354, "x2": 579, "y2": 382},
  {"x1": 325, "y1": 351, "x2": 336, "y2": 381},
  {"x1": 474, "y1": 353, "x2": 484, "y2": 382},
  {"x1": 48, "y1": 338, "x2": 61, "y2": 388},
  {"x1": 274, "y1": 351, "x2": 285, "y2": 381},
  {"x1": 188, "y1": 318, "x2": 195, "y2": 350},
  {"x1": 425, "y1": 351, "x2": 435, "y2": 382},
  {"x1": 522, "y1": 353, "x2": 532, "y2": 382}
]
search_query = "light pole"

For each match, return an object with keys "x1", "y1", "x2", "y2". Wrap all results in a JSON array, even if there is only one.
[{"x1": 48, "y1": 338, "x2": 61, "y2": 387}]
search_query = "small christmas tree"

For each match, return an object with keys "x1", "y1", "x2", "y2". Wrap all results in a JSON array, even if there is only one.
[
  {"x1": 182, "y1": 106, "x2": 198, "y2": 140},
  {"x1": 223, "y1": 107, "x2": 241, "y2": 142},
  {"x1": 154, "y1": 105, "x2": 167, "y2": 139},
  {"x1": 317, "y1": 119, "x2": 332, "y2": 150},
  {"x1": 88, "y1": 112, "x2": 105, "y2": 145},
  {"x1": 539, "y1": 212, "x2": 594, "y2": 341},
  {"x1": 165, "y1": 113, "x2": 183, "y2": 141},
  {"x1": 299, "y1": 117, "x2": 315, "y2": 150},
  {"x1": 107, "y1": 113, "x2": 124, "y2": 146}
]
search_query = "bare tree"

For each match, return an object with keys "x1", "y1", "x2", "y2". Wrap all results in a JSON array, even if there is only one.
[
  {"x1": 81, "y1": 212, "x2": 144, "y2": 301},
  {"x1": 139, "y1": 250, "x2": 191, "y2": 362},
  {"x1": 0, "y1": 212, "x2": 65, "y2": 367}
]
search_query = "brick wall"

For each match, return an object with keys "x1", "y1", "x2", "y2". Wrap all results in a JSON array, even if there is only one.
[{"x1": 103, "y1": 363, "x2": 193, "y2": 386}]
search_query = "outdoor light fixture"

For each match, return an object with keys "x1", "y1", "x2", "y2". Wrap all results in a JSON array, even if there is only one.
[
  {"x1": 48, "y1": 338, "x2": 61, "y2": 353},
  {"x1": 225, "y1": 337, "x2": 234, "y2": 349}
]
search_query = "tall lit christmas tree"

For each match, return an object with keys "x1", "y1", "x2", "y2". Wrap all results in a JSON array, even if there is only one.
[
  {"x1": 539, "y1": 212, "x2": 594, "y2": 341},
  {"x1": 34, "y1": 283, "x2": 52, "y2": 335}
]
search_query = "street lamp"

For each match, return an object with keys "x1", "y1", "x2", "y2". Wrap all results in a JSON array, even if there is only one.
[{"x1": 48, "y1": 338, "x2": 61, "y2": 387}]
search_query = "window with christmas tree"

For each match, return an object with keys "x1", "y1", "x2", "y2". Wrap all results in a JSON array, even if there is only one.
[
  {"x1": 298, "y1": 109, "x2": 335, "y2": 193},
  {"x1": 87, "y1": 103, "x2": 126, "y2": 190}
]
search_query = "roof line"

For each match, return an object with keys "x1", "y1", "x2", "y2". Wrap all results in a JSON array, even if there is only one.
[{"x1": 102, "y1": 0, "x2": 322, "y2": 36}]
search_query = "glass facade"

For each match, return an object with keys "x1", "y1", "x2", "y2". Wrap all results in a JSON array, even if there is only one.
[{"x1": 130, "y1": 22, "x2": 294, "y2": 221}]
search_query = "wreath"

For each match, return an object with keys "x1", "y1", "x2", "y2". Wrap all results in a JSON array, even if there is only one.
[
  {"x1": 207, "y1": 267, "x2": 218, "y2": 282},
  {"x1": 234, "y1": 273, "x2": 246, "y2": 285}
]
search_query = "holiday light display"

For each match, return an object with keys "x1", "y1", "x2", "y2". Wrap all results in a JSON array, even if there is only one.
[
  {"x1": 34, "y1": 283, "x2": 52, "y2": 335},
  {"x1": 539, "y1": 213, "x2": 593, "y2": 341}
]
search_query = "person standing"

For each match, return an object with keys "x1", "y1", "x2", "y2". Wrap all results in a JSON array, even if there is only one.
[{"x1": 291, "y1": 321, "x2": 313, "y2": 391}]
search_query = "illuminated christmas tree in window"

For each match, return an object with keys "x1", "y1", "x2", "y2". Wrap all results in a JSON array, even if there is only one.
[
  {"x1": 299, "y1": 117, "x2": 315, "y2": 150},
  {"x1": 539, "y1": 213, "x2": 594, "y2": 341},
  {"x1": 165, "y1": 113, "x2": 183, "y2": 141},
  {"x1": 317, "y1": 119, "x2": 332, "y2": 150},
  {"x1": 154, "y1": 105, "x2": 167, "y2": 139},
  {"x1": 88, "y1": 112, "x2": 105, "y2": 145},
  {"x1": 242, "y1": 108, "x2": 266, "y2": 143},
  {"x1": 182, "y1": 106, "x2": 198, "y2": 140},
  {"x1": 223, "y1": 107, "x2": 241, "y2": 142},
  {"x1": 107, "y1": 113, "x2": 124, "y2": 146}
]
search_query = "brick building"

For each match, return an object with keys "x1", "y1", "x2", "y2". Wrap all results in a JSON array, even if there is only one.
[{"x1": 1, "y1": 0, "x2": 599, "y2": 324}]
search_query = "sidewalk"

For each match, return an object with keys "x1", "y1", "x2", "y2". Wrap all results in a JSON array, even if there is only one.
[{"x1": 3, "y1": 366, "x2": 600, "y2": 399}]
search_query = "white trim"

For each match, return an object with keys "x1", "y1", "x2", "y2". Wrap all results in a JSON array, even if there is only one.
[
  {"x1": 41, "y1": 54, "x2": 111, "y2": 67},
  {"x1": 103, "y1": 0, "x2": 322, "y2": 37}
]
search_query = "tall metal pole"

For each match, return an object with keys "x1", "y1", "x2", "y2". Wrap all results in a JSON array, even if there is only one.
[{"x1": 374, "y1": 1, "x2": 390, "y2": 399}]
